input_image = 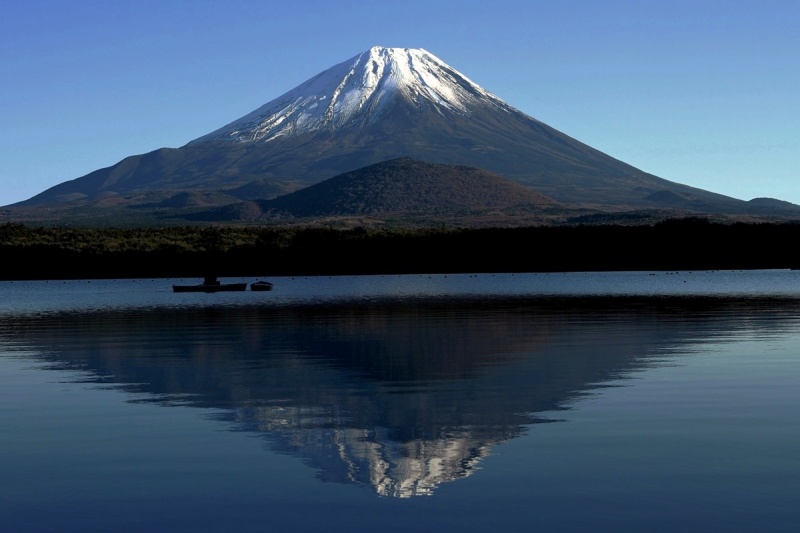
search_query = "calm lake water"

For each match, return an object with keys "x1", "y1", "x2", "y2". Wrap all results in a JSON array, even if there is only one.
[{"x1": 2, "y1": 271, "x2": 799, "y2": 532}]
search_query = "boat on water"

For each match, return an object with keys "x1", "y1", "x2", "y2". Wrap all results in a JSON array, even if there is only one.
[
  {"x1": 250, "y1": 280, "x2": 274, "y2": 291},
  {"x1": 172, "y1": 282, "x2": 247, "y2": 293},
  {"x1": 172, "y1": 276, "x2": 247, "y2": 293}
]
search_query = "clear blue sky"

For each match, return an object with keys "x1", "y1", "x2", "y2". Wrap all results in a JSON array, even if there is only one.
[{"x1": 2, "y1": 0, "x2": 798, "y2": 207}]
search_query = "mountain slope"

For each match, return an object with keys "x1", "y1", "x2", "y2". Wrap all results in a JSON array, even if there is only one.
[
  {"x1": 13, "y1": 46, "x2": 793, "y2": 218},
  {"x1": 194, "y1": 158, "x2": 562, "y2": 223}
]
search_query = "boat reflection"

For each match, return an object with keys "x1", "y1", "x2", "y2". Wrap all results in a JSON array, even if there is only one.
[{"x1": 4, "y1": 297, "x2": 799, "y2": 497}]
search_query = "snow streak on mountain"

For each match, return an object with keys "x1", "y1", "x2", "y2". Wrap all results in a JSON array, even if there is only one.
[
  {"x1": 16, "y1": 44, "x2": 762, "y2": 217},
  {"x1": 189, "y1": 47, "x2": 511, "y2": 144}
]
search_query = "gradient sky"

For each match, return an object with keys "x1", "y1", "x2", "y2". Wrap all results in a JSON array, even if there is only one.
[{"x1": 2, "y1": 0, "x2": 798, "y2": 207}]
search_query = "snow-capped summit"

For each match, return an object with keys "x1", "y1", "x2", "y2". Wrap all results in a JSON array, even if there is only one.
[
  {"x1": 189, "y1": 46, "x2": 508, "y2": 144},
  {"x1": 19, "y1": 45, "x2": 756, "y2": 217}
]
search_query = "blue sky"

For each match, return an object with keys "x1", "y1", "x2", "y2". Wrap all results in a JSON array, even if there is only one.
[{"x1": 2, "y1": 0, "x2": 797, "y2": 207}]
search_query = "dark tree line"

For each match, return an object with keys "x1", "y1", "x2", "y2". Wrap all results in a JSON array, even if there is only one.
[{"x1": 1, "y1": 219, "x2": 798, "y2": 280}]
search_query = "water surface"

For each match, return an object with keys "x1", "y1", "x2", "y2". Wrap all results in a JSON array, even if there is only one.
[{"x1": 2, "y1": 272, "x2": 799, "y2": 531}]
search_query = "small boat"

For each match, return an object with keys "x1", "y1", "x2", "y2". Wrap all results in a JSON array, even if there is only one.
[
  {"x1": 173, "y1": 282, "x2": 247, "y2": 293},
  {"x1": 172, "y1": 276, "x2": 247, "y2": 293},
  {"x1": 250, "y1": 280, "x2": 274, "y2": 291}
]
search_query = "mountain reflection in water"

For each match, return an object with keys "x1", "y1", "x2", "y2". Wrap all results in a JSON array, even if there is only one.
[{"x1": 5, "y1": 297, "x2": 800, "y2": 498}]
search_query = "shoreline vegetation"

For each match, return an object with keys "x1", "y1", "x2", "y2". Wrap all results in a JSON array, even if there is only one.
[{"x1": 1, "y1": 218, "x2": 798, "y2": 281}]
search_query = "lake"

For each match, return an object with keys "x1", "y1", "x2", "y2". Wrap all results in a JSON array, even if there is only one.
[{"x1": 2, "y1": 271, "x2": 800, "y2": 532}]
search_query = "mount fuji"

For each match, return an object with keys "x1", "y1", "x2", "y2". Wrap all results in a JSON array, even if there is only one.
[{"x1": 13, "y1": 46, "x2": 794, "y2": 220}]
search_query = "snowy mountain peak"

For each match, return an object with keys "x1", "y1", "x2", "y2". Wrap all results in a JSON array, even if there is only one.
[{"x1": 189, "y1": 46, "x2": 507, "y2": 145}]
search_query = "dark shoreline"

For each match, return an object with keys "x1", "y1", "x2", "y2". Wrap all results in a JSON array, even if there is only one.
[{"x1": 2, "y1": 219, "x2": 798, "y2": 281}]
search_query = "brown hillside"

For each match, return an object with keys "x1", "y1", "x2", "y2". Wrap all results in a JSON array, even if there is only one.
[{"x1": 258, "y1": 158, "x2": 560, "y2": 217}]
